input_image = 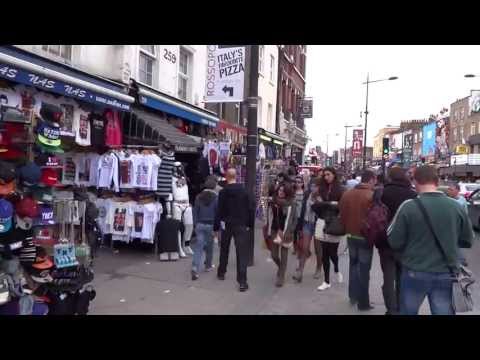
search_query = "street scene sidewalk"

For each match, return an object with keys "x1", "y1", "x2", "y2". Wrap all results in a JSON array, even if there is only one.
[{"x1": 90, "y1": 227, "x2": 480, "y2": 315}]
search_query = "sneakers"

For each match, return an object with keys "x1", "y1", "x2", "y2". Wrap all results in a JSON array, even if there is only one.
[
  {"x1": 313, "y1": 268, "x2": 322, "y2": 280},
  {"x1": 239, "y1": 283, "x2": 249, "y2": 292},
  {"x1": 317, "y1": 282, "x2": 331, "y2": 291},
  {"x1": 205, "y1": 264, "x2": 215, "y2": 272},
  {"x1": 191, "y1": 271, "x2": 199, "y2": 281},
  {"x1": 336, "y1": 272, "x2": 344, "y2": 283},
  {"x1": 159, "y1": 253, "x2": 169, "y2": 262}
]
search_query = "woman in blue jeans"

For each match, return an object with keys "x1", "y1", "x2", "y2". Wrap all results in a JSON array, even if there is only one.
[{"x1": 191, "y1": 176, "x2": 218, "y2": 280}]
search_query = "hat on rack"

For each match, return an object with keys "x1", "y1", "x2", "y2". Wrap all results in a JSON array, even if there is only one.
[
  {"x1": 33, "y1": 227, "x2": 56, "y2": 246},
  {"x1": 33, "y1": 204, "x2": 55, "y2": 226},
  {"x1": 40, "y1": 102, "x2": 63, "y2": 125},
  {"x1": 0, "y1": 199, "x2": 13, "y2": 234},
  {"x1": 0, "y1": 180, "x2": 16, "y2": 197},
  {"x1": 36, "y1": 119, "x2": 61, "y2": 148},
  {"x1": 35, "y1": 141, "x2": 65, "y2": 155},
  {"x1": 17, "y1": 162, "x2": 42, "y2": 187},
  {"x1": 39, "y1": 168, "x2": 60, "y2": 187},
  {"x1": 0, "y1": 160, "x2": 16, "y2": 184},
  {"x1": 32, "y1": 187, "x2": 54, "y2": 204},
  {"x1": 15, "y1": 197, "x2": 40, "y2": 231}
]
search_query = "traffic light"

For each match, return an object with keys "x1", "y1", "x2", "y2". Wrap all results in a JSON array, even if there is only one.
[{"x1": 382, "y1": 138, "x2": 389, "y2": 155}]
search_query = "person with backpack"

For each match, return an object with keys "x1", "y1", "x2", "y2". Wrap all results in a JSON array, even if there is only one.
[
  {"x1": 339, "y1": 170, "x2": 376, "y2": 311},
  {"x1": 378, "y1": 167, "x2": 417, "y2": 315},
  {"x1": 387, "y1": 166, "x2": 473, "y2": 315}
]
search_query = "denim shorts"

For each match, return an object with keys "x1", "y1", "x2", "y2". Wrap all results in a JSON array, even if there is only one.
[{"x1": 303, "y1": 222, "x2": 315, "y2": 237}]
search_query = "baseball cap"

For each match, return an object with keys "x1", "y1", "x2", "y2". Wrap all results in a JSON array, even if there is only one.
[
  {"x1": 32, "y1": 187, "x2": 53, "y2": 204},
  {"x1": 0, "y1": 181, "x2": 15, "y2": 196},
  {"x1": 35, "y1": 140, "x2": 64, "y2": 154},
  {"x1": 16, "y1": 197, "x2": 40, "y2": 219},
  {"x1": 36, "y1": 120, "x2": 61, "y2": 147},
  {"x1": 33, "y1": 205, "x2": 55, "y2": 226},
  {"x1": 15, "y1": 214, "x2": 33, "y2": 231},
  {"x1": 0, "y1": 199, "x2": 13, "y2": 234},
  {"x1": 17, "y1": 162, "x2": 42, "y2": 186},
  {"x1": 40, "y1": 102, "x2": 63, "y2": 124},
  {"x1": 0, "y1": 160, "x2": 16, "y2": 184},
  {"x1": 40, "y1": 168, "x2": 60, "y2": 187},
  {"x1": 33, "y1": 226, "x2": 56, "y2": 246},
  {"x1": 35, "y1": 153, "x2": 62, "y2": 168}
]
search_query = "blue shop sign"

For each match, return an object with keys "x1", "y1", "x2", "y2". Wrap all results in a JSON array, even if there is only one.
[
  {"x1": 139, "y1": 95, "x2": 217, "y2": 127},
  {"x1": 0, "y1": 63, "x2": 131, "y2": 111}
]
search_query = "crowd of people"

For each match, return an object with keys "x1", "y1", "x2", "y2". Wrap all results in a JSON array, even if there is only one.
[{"x1": 188, "y1": 163, "x2": 474, "y2": 315}]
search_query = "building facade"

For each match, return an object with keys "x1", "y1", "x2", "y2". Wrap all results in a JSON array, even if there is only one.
[
  {"x1": 449, "y1": 97, "x2": 471, "y2": 154},
  {"x1": 373, "y1": 126, "x2": 400, "y2": 159}
]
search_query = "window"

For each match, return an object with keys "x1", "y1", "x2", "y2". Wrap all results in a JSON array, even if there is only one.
[
  {"x1": 472, "y1": 123, "x2": 477, "y2": 136},
  {"x1": 139, "y1": 45, "x2": 156, "y2": 86},
  {"x1": 414, "y1": 133, "x2": 418, "y2": 143},
  {"x1": 269, "y1": 54, "x2": 275, "y2": 82},
  {"x1": 460, "y1": 127, "x2": 464, "y2": 141},
  {"x1": 178, "y1": 47, "x2": 192, "y2": 101},
  {"x1": 453, "y1": 128, "x2": 457, "y2": 141},
  {"x1": 267, "y1": 103, "x2": 273, "y2": 131},
  {"x1": 461, "y1": 108, "x2": 465, "y2": 120},
  {"x1": 42, "y1": 45, "x2": 72, "y2": 61},
  {"x1": 257, "y1": 98, "x2": 263, "y2": 127},
  {"x1": 259, "y1": 45, "x2": 265, "y2": 74}
]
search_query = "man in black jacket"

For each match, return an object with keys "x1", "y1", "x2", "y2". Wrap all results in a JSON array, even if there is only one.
[
  {"x1": 380, "y1": 167, "x2": 417, "y2": 315},
  {"x1": 214, "y1": 168, "x2": 255, "y2": 292}
]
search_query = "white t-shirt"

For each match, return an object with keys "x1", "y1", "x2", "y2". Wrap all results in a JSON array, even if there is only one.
[
  {"x1": 172, "y1": 177, "x2": 189, "y2": 202},
  {"x1": 131, "y1": 202, "x2": 163, "y2": 243},
  {"x1": 95, "y1": 198, "x2": 109, "y2": 235},
  {"x1": 105, "y1": 200, "x2": 134, "y2": 237},
  {"x1": 148, "y1": 154, "x2": 162, "y2": 191},
  {"x1": 59, "y1": 153, "x2": 77, "y2": 185},
  {"x1": 74, "y1": 153, "x2": 100, "y2": 187},
  {"x1": 73, "y1": 108, "x2": 91, "y2": 146},
  {"x1": 117, "y1": 151, "x2": 135, "y2": 189},
  {"x1": 132, "y1": 154, "x2": 152, "y2": 189},
  {"x1": 97, "y1": 153, "x2": 119, "y2": 192}
]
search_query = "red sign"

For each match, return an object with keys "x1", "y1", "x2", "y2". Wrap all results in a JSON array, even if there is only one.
[{"x1": 352, "y1": 129, "x2": 363, "y2": 158}]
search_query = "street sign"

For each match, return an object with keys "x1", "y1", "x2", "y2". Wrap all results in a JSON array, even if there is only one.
[{"x1": 204, "y1": 45, "x2": 245, "y2": 103}]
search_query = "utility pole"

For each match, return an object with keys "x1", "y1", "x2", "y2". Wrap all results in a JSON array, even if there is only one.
[
  {"x1": 245, "y1": 45, "x2": 259, "y2": 267},
  {"x1": 363, "y1": 73, "x2": 369, "y2": 169}
]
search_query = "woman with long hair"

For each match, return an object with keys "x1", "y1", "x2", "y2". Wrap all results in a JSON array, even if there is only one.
[
  {"x1": 293, "y1": 177, "x2": 323, "y2": 283},
  {"x1": 312, "y1": 167, "x2": 346, "y2": 291},
  {"x1": 265, "y1": 183, "x2": 297, "y2": 287}
]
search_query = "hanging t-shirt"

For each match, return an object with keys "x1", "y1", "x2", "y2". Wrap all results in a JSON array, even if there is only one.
[
  {"x1": 219, "y1": 141, "x2": 231, "y2": 175},
  {"x1": 208, "y1": 142, "x2": 219, "y2": 169},
  {"x1": 97, "y1": 152, "x2": 119, "y2": 192},
  {"x1": 73, "y1": 108, "x2": 91, "y2": 146},
  {"x1": 105, "y1": 200, "x2": 134, "y2": 237},
  {"x1": 258, "y1": 142, "x2": 266, "y2": 160},
  {"x1": 95, "y1": 198, "x2": 109, "y2": 235},
  {"x1": 74, "y1": 153, "x2": 100, "y2": 187},
  {"x1": 58, "y1": 153, "x2": 76, "y2": 185},
  {"x1": 132, "y1": 154, "x2": 152, "y2": 189},
  {"x1": 117, "y1": 151, "x2": 135, "y2": 189},
  {"x1": 90, "y1": 113, "x2": 105, "y2": 147},
  {"x1": 148, "y1": 154, "x2": 162, "y2": 191},
  {"x1": 0, "y1": 84, "x2": 22, "y2": 109},
  {"x1": 104, "y1": 109, "x2": 122, "y2": 147}
]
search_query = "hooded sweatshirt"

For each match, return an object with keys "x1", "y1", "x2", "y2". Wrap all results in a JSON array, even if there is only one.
[
  {"x1": 214, "y1": 183, "x2": 254, "y2": 231},
  {"x1": 193, "y1": 189, "x2": 218, "y2": 225}
]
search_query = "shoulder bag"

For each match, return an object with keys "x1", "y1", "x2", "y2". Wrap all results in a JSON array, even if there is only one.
[{"x1": 414, "y1": 198, "x2": 475, "y2": 313}]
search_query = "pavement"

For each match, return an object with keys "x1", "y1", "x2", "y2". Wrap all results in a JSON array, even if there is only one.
[{"x1": 89, "y1": 227, "x2": 480, "y2": 315}]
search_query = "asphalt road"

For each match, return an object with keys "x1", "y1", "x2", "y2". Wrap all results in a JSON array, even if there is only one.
[{"x1": 89, "y1": 229, "x2": 480, "y2": 315}]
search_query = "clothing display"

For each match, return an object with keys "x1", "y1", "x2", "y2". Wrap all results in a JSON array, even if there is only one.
[
  {"x1": 97, "y1": 152, "x2": 119, "y2": 193},
  {"x1": 89, "y1": 113, "x2": 105, "y2": 147},
  {"x1": 73, "y1": 108, "x2": 91, "y2": 147},
  {"x1": 156, "y1": 152, "x2": 175, "y2": 198},
  {"x1": 104, "y1": 109, "x2": 122, "y2": 147}
]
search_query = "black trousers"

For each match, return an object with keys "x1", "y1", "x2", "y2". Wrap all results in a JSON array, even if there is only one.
[
  {"x1": 320, "y1": 241, "x2": 339, "y2": 284},
  {"x1": 218, "y1": 224, "x2": 249, "y2": 284},
  {"x1": 378, "y1": 247, "x2": 401, "y2": 315}
]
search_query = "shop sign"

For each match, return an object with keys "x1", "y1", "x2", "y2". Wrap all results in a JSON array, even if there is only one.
[
  {"x1": 175, "y1": 144, "x2": 198, "y2": 153},
  {"x1": 455, "y1": 145, "x2": 470, "y2": 155},
  {"x1": 299, "y1": 98, "x2": 313, "y2": 118},
  {"x1": 451, "y1": 155, "x2": 468, "y2": 166},
  {"x1": 0, "y1": 62, "x2": 131, "y2": 111},
  {"x1": 204, "y1": 46, "x2": 245, "y2": 103},
  {"x1": 469, "y1": 154, "x2": 480, "y2": 165}
]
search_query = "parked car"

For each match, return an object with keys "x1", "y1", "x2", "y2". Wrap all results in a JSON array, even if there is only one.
[
  {"x1": 467, "y1": 188, "x2": 480, "y2": 230},
  {"x1": 459, "y1": 183, "x2": 480, "y2": 200}
]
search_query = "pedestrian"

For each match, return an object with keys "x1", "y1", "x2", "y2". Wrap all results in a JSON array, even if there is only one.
[
  {"x1": 447, "y1": 182, "x2": 468, "y2": 212},
  {"x1": 313, "y1": 167, "x2": 345, "y2": 291},
  {"x1": 214, "y1": 168, "x2": 255, "y2": 292},
  {"x1": 339, "y1": 169, "x2": 376, "y2": 311},
  {"x1": 346, "y1": 173, "x2": 359, "y2": 190},
  {"x1": 293, "y1": 177, "x2": 323, "y2": 283},
  {"x1": 379, "y1": 167, "x2": 417, "y2": 315},
  {"x1": 265, "y1": 183, "x2": 297, "y2": 287},
  {"x1": 387, "y1": 165, "x2": 473, "y2": 315},
  {"x1": 292, "y1": 176, "x2": 305, "y2": 255},
  {"x1": 191, "y1": 176, "x2": 218, "y2": 281}
]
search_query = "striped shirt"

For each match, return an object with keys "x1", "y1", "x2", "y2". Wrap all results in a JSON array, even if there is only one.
[{"x1": 156, "y1": 152, "x2": 175, "y2": 197}]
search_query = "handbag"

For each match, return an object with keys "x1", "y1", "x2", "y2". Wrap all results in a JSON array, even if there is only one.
[
  {"x1": 414, "y1": 198, "x2": 475, "y2": 313},
  {"x1": 324, "y1": 216, "x2": 346, "y2": 236}
]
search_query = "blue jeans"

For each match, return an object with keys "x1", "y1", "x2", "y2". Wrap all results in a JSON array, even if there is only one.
[
  {"x1": 348, "y1": 237, "x2": 373, "y2": 308},
  {"x1": 399, "y1": 269, "x2": 455, "y2": 315},
  {"x1": 192, "y1": 223, "x2": 214, "y2": 273}
]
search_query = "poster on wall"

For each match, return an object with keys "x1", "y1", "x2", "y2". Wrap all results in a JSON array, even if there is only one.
[
  {"x1": 422, "y1": 122, "x2": 436, "y2": 157},
  {"x1": 352, "y1": 129, "x2": 363, "y2": 158},
  {"x1": 204, "y1": 45, "x2": 245, "y2": 103},
  {"x1": 435, "y1": 116, "x2": 449, "y2": 160},
  {"x1": 470, "y1": 90, "x2": 480, "y2": 114}
]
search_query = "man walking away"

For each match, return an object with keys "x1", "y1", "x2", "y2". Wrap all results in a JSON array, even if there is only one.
[
  {"x1": 214, "y1": 168, "x2": 255, "y2": 292},
  {"x1": 447, "y1": 182, "x2": 469, "y2": 266},
  {"x1": 346, "y1": 174, "x2": 359, "y2": 190},
  {"x1": 191, "y1": 176, "x2": 218, "y2": 281},
  {"x1": 387, "y1": 166, "x2": 473, "y2": 315},
  {"x1": 339, "y1": 170, "x2": 376, "y2": 311},
  {"x1": 380, "y1": 167, "x2": 417, "y2": 315}
]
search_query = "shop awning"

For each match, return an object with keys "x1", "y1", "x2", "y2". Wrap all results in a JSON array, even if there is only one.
[
  {"x1": 258, "y1": 128, "x2": 288, "y2": 144},
  {"x1": 0, "y1": 45, "x2": 134, "y2": 111},
  {"x1": 138, "y1": 86, "x2": 219, "y2": 127},
  {"x1": 131, "y1": 109, "x2": 201, "y2": 153}
]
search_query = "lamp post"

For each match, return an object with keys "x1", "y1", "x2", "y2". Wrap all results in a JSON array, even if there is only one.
[
  {"x1": 362, "y1": 74, "x2": 398, "y2": 169},
  {"x1": 344, "y1": 124, "x2": 362, "y2": 174}
]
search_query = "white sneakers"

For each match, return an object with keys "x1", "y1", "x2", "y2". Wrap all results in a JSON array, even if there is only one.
[
  {"x1": 337, "y1": 272, "x2": 344, "y2": 283},
  {"x1": 159, "y1": 253, "x2": 169, "y2": 262},
  {"x1": 317, "y1": 282, "x2": 331, "y2": 291}
]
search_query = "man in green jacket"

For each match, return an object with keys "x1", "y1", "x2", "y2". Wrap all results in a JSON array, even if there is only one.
[{"x1": 387, "y1": 166, "x2": 473, "y2": 315}]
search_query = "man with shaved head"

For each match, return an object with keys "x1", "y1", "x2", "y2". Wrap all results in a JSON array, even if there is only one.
[{"x1": 214, "y1": 167, "x2": 255, "y2": 292}]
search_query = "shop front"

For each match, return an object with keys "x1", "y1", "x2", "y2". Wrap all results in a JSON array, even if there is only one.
[{"x1": 0, "y1": 45, "x2": 136, "y2": 314}]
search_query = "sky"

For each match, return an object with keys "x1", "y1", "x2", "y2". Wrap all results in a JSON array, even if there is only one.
[{"x1": 304, "y1": 45, "x2": 480, "y2": 155}]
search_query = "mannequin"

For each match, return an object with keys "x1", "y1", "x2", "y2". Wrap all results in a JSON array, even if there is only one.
[
  {"x1": 157, "y1": 142, "x2": 178, "y2": 261},
  {"x1": 172, "y1": 162, "x2": 193, "y2": 257}
]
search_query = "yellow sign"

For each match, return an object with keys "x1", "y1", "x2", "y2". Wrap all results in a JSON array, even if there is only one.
[{"x1": 455, "y1": 145, "x2": 470, "y2": 155}]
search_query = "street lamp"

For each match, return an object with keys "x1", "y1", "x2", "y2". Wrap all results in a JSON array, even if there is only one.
[
  {"x1": 465, "y1": 74, "x2": 478, "y2": 78},
  {"x1": 362, "y1": 74, "x2": 398, "y2": 169},
  {"x1": 344, "y1": 124, "x2": 362, "y2": 173}
]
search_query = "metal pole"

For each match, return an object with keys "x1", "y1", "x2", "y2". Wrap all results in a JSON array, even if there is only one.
[
  {"x1": 363, "y1": 73, "x2": 369, "y2": 169},
  {"x1": 246, "y1": 45, "x2": 259, "y2": 267},
  {"x1": 344, "y1": 126, "x2": 348, "y2": 173}
]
